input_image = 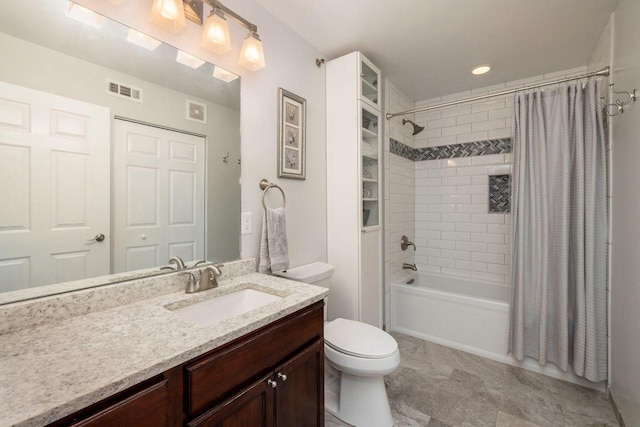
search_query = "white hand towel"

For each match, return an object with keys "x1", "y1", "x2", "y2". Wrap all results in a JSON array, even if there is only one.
[{"x1": 258, "y1": 207, "x2": 289, "y2": 274}]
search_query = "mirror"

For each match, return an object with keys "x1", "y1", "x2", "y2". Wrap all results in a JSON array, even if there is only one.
[{"x1": 0, "y1": 0, "x2": 241, "y2": 300}]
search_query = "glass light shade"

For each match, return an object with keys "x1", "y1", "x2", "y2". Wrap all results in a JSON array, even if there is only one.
[
  {"x1": 150, "y1": 0, "x2": 186, "y2": 33},
  {"x1": 103, "y1": 0, "x2": 124, "y2": 4},
  {"x1": 238, "y1": 33, "x2": 265, "y2": 71},
  {"x1": 200, "y1": 12, "x2": 231, "y2": 55},
  {"x1": 213, "y1": 66, "x2": 239, "y2": 83},
  {"x1": 127, "y1": 29, "x2": 162, "y2": 51},
  {"x1": 176, "y1": 50, "x2": 205, "y2": 69},
  {"x1": 66, "y1": 3, "x2": 105, "y2": 28}
]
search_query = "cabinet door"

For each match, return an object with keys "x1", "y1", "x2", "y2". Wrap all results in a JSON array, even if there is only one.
[
  {"x1": 274, "y1": 340, "x2": 324, "y2": 427},
  {"x1": 358, "y1": 54, "x2": 381, "y2": 111},
  {"x1": 188, "y1": 376, "x2": 274, "y2": 427}
]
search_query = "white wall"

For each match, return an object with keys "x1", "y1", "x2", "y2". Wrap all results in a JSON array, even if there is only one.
[
  {"x1": 79, "y1": 0, "x2": 328, "y2": 267},
  {"x1": 609, "y1": 0, "x2": 640, "y2": 424}
]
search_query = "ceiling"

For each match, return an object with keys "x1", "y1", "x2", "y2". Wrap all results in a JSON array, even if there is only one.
[{"x1": 256, "y1": 0, "x2": 617, "y2": 101}]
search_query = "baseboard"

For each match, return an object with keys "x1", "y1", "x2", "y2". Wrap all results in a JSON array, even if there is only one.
[{"x1": 609, "y1": 390, "x2": 626, "y2": 427}]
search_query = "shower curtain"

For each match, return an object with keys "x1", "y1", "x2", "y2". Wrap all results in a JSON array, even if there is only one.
[{"x1": 509, "y1": 80, "x2": 608, "y2": 382}]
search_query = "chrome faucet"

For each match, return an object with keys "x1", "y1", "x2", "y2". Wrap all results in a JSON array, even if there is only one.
[
  {"x1": 401, "y1": 235, "x2": 416, "y2": 251},
  {"x1": 168, "y1": 256, "x2": 186, "y2": 271},
  {"x1": 185, "y1": 264, "x2": 224, "y2": 294},
  {"x1": 402, "y1": 263, "x2": 418, "y2": 271}
]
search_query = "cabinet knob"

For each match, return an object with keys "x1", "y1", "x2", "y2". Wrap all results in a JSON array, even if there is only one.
[
  {"x1": 277, "y1": 372, "x2": 287, "y2": 381},
  {"x1": 267, "y1": 379, "x2": 277, "y2": 388}
]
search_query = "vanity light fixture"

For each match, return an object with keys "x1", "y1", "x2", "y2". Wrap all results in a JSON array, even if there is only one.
[
  {"x1": 126, "y1": 29, "x2": 162, "y2": 51},
  {"x1": 472, "y1": 64, "x2": 491, "y2": 75},
  {"x1": 213, "y1": 66, "x2": 239, "y2": 82},
  {"x1": 150, "y1": 0, "x2": 266, "y2": 71},
  {"x1": 176, "y1": 50, "x2": 205, "y2": 69},
  {"x1": 66, "y1": 2, "x2": 105, "y2": 28}
]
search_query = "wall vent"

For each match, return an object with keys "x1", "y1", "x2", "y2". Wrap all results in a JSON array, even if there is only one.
[{"x1": 106, "y1": 79, "x2": 143, "y2": 103}]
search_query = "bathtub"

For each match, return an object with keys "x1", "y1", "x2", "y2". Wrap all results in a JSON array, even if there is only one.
[{"x1": 390, "y1": 272, "x2": 604, "y2": 390}]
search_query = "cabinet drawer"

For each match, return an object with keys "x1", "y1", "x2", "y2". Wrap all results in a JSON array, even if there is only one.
[
  {"x1": 185, "y1": 301, "x2": 323, "y2": 416},
  {"x1": 69, "y1": 379, "x2": 169, "y2": 427}
]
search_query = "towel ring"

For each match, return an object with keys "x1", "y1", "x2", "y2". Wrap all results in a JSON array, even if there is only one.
[{"x1": 259, "y1": 179, "x2": 286, "y2": 209}]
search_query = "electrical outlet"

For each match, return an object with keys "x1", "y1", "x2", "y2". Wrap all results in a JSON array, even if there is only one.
[{"x1": 241, "y1": 212, "x2": 252, "y2": 235}]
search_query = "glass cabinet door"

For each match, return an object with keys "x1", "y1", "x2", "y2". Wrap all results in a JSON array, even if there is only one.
[
  {"x1": 361, "y1": 103, "x2": 380, "y2": 229},
  {"x1": 359, "y1": 55, "x2": 381, "y2": 111}
]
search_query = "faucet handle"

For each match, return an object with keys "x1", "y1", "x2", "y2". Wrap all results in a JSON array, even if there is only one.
[{"x1": 185, "y1": 272, "x2": 199, "y2": 293}]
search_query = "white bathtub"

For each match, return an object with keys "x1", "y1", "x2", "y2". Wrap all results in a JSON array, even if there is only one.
[{"x1": 390, "y1": 272, "x2": 604, "y2": 390}]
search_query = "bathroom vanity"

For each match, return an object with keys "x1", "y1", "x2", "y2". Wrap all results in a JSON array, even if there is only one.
[{"x1": 0, "y1": 260, "x2": 327, "y2": 427}]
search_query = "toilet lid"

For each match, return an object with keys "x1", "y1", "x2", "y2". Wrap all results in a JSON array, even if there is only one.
[{"x1": 324, "y1": 318, "x2": 398, "y2": 359}]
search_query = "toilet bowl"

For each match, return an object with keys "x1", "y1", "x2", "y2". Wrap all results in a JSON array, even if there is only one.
[{"x1": 274, "y1": 262, "x2": 399, "y2": 427}]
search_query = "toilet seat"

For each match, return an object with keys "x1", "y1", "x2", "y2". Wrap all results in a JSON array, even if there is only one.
[{"x1": 324, "y1": 318, "x2": 398, "y2": 359}]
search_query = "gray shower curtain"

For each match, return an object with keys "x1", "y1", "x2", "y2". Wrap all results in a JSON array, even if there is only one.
[{"x1": 509, "y1": 80, "x2": 608, "y2": 382}]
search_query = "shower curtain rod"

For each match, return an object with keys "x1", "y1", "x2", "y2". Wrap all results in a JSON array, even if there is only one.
[{"x1": 385, "y1": 66, "x2": 610, "y2": 120}]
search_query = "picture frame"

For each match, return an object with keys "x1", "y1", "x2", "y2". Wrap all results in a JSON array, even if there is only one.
[{"x1": 278, "y1": 88, "x2": 306, "y2": 179}]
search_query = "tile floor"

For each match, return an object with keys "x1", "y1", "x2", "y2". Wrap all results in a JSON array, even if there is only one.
[{"x1": 325, "y1": 333, "x2": 618, "y2": 427}]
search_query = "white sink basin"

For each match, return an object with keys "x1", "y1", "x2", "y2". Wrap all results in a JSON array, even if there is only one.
[{"x1": 172, "y1": 288, "x2": 283, "y2": 326}]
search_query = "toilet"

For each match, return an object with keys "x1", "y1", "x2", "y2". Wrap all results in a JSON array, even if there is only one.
[{"x1": 275, "y1": 262, "x2": 400, "y2": 427}]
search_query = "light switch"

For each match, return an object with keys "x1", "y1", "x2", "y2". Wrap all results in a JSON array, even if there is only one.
[{"x1": 241, "y1": 212, "x2": 252, "y2": 235}]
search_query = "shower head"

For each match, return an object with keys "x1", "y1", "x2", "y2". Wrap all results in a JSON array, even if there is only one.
[{"x1": 402, "y1": 119, "x2": 425, "y2": 136}]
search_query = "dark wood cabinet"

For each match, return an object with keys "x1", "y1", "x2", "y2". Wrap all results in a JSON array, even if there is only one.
[
  {"x1": 47, "y1": 301, "x2": 324, "y2": 427},
  {"x1": 188, "y1": 339, "x2": 324, "y2": 427}
]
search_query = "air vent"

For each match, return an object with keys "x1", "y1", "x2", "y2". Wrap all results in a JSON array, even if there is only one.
[{"x1": 106, "y1": 79, "x2": 143, "y2": 103}]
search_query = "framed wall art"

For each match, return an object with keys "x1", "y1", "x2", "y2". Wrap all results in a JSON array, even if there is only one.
[{"x1": 278, "y1": 88, "x2": 306, "y2": 179}]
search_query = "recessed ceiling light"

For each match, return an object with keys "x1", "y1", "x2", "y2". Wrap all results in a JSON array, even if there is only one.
[{"x1": 472, "y1": 65, "x2": 491, "y2": 75}]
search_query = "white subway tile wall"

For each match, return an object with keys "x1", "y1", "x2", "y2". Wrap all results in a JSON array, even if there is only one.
[
  {"x1": 414, "y1": 155, "x2": 511, "y2": 282},
  {"x1": 384, "y1": 80, "x2": 416, "y2": 329}
]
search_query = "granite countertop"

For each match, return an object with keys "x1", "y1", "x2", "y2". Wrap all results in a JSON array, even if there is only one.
[{"x1": 0, "y1": 270, "x2": 328, "y2": 427}]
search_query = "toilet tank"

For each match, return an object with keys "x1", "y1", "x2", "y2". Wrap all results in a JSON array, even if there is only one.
[{"x1": 274, "y1": 262, "x2": 334, "y2": 289}]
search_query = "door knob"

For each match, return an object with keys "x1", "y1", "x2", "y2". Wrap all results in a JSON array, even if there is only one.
[
  {"x1": 277, "y1": 372, "x2": 287, "y2": 381},
  {"x1": 267, "y1": 379, "x2": 277, "y2": 388},
  {"x1": 87, "y1": 234, "x2": 105, "y2": 242}
]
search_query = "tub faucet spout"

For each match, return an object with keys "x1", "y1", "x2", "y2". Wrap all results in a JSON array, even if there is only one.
[{"x1": 403, "y1": 263, "x2": 417, "y2": 271}]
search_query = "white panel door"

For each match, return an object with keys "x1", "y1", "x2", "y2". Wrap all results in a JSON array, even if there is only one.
[
  {"x1": 113, "y1": 120, "x2": 205, "y2": 272},
  {"x1": 0, "y1": 82, "x2": 110, "y2": 291}
]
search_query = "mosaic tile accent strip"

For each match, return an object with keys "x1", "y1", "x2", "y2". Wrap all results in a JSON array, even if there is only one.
[
  {"x1": 489, "y1": 175, "x2": 511, "y2": 213},
  {"x1": 390, "y1": 137, "x2": 512, "y2": 161}
]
